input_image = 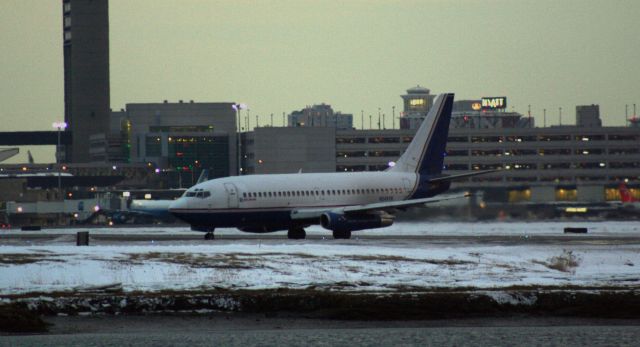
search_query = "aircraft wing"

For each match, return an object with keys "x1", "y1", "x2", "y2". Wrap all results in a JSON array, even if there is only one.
[{"x1": 290, "y1": 192, "x2": 469, "y2": 220}]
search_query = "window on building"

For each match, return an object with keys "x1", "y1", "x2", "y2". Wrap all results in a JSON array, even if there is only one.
[
  {"x1": 337, "y1": 151, "x2": 366, "y2": 158},
  {"x1": 445, "y1": 164, "x2": 469, "y2": 170},
  {"x1": 447, "y1": 136, "x2": 468, "y2": 142},
  {"x1": 609, "y1": 148, "x2": 639, "y2": 155},
  {"x1": 556, "y1": 187, "x2": 577, "y2": 201},
  {"x1": 609, "y1": 134, "x2": 639, "y2": 141},
  {"x1": 538, "y1": 134, "x2": 571, "y2": 141},
  {"x1": 575, "y1": 148, "x2": 604, "y2": 155},
  {"x1": 538, "y1": 148, "x2": 572, "y2": 156},
  {"x1": 508, "y1": 189, "x2": 532, "y2": 202},
  {"x1": 336, "y1": 137, "x2": 365, "y2": 144}
]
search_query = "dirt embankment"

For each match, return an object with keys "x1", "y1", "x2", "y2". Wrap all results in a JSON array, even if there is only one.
[{"x1": 2, "y1": 287, "x2": 640, "y2": 333}]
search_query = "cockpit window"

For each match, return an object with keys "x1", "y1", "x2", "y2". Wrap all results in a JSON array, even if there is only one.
[{"x1": 185, "y1": 188, "x2": 210, "y2": 198}]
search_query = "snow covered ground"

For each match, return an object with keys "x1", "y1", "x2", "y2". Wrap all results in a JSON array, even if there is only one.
[{"x1": 1, "y1": 221, "x2": 639, "y2": 295}]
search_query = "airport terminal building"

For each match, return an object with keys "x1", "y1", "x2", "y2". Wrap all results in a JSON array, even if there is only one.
[
  {"x1": 242, "y1": 91, "x2": 640, "y2": 204},
  {"x1": 242, "y1": 125, "x2": 640, "y2": 203}
]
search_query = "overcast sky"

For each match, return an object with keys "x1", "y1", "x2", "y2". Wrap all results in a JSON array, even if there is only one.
[{"x1": 1, "y1": 0, "x2": 639, "y2": 163}]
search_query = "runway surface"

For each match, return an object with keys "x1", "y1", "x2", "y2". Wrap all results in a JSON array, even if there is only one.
[{"x1": 2, "y1": 220, "x2": 640, "y2": 246}]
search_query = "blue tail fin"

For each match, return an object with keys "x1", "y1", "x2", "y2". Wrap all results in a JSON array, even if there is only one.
[{"x1": 390, "y1": 93, "x2": 454, "y2": 176}]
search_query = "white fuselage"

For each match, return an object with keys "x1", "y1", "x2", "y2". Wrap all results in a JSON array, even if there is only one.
[
  {"x1": 168, "y1": 171, "x2": 420, "y2": 230},
  {"x1": 171, "y1": 171, "x2": 418, "y2": 211}
]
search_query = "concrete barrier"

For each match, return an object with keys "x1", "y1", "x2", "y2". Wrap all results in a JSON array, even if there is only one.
[{"x1": 564, "y1": 227, "x2": 588, "y2": 234}]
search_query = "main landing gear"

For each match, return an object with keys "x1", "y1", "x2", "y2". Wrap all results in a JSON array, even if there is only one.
[
  {"x1": 332, "y1": 230, "x2": 352, "y2": 239},
  {"x1": 190, "y1": 226, "x2": 215, "y2": 240},
  {"x1": 287, "y1": 227, "x2": 306, "y2": 239}
]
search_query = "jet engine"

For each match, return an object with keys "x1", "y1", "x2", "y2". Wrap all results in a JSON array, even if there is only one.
[{"x1": 320, "y1": 212, "x2": 394, "y2": 232}]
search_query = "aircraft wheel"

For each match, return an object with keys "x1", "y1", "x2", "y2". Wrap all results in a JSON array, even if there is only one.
[
  {"x1": 287, "y1": 227, "x2": 306, "y2": 239},
  {"x1": 332, "y1": 230, "x2": 351, "y2": 239},
  {"x1": 204, "y1": 232, "x2": 215, "y2": 240}
]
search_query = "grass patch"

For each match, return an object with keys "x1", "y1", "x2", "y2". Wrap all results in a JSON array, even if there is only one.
[
  {"x1": 0, "y1": 254, "x2": 64, "y2": 266},
  {"x1": 346, "y1": 255, "x2": 474, "y2": 266},
  {"x1": 533, "y1": 250, "x2": 580, "y2": 273}
]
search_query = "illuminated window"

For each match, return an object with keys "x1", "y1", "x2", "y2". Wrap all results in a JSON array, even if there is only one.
[
  {"x1": 508, "y1": 189, "x2": 531, "y2": 203},
  {"x1": 409, "y1": 99, "x2": 425, "y2": 106},
  {"x1": 555, "y1": 188, "x2": 577, "y2": 201}
]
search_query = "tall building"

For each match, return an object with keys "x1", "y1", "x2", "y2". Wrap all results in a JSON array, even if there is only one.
[
  {"x1": 399, "y1": 86, "x2": 436, "y2": 129},
  {"x1": 63, "y1": 0, "x2": 111, "y2": 163},
  {"x1": 576, "y1": 104, "x2": 602, "y2": 127},
  {"x1": 288, "y1": 104, "x2": 353, "y2": 129},
  {"x1": 451, "y1": 99, "x2": 534, "y2": 129}
]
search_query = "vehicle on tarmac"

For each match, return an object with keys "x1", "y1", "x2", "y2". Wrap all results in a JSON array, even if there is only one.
[{"x1": 169, "y1": 93, "x2": 492, "y2": 239}]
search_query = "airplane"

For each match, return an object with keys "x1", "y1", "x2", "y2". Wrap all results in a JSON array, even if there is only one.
[
  {"x1": 120, "y1": 169, "x2": 213, "y2": 223},
  {"x1": 169, "y1": 93, "x2": 494, "y2": 240}
]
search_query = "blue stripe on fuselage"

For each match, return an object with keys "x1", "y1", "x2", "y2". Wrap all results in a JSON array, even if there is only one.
[{"x1": 172, "y1": 208, "x2": 299, "y2": 231}]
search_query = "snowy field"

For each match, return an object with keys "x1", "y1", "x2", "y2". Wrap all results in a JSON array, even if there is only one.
[{"x1": 1, "y1": 221, "x2": 639, "y2": 295}]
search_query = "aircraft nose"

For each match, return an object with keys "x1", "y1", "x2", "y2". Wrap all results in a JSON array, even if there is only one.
[{"x1": 168, "y1": 198, "x2": 187, "y2": 211}]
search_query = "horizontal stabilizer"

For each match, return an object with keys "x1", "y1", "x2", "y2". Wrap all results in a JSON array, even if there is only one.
[{"x1": 427, "y1": 169, "x2": 498, "y2": 183}]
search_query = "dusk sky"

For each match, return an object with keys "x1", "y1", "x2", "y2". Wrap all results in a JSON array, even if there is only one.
[{"x1": 1, "y1": 0, "x2": 639, "y2": 163}]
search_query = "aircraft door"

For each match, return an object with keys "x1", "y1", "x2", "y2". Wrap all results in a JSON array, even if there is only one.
[
  {"x1": 402, "y1": 178, "x2": 412, "y2": 196},
  {"x1": 224, "y1": 183, "x2": 239, "y2": 208}
]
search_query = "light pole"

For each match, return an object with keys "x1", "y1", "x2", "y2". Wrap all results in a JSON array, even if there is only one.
[
  {"x1": 52, "y1": 121, "x2": 67, "y2": 197},
  {"x1": 232, "y1": 103, "x2": 247, "y2": 176},
  {"x1": 392, "y1": 106, "x2": 395, "y2": 129}
]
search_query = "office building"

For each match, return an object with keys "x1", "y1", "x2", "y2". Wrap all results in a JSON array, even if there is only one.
[
  {"x1": 288, "y1": 104, "x2": 353, "y2": 129},
  {"x1": 63, "y1": 0, "x2": 111, "y2": 163},
  {"x1": 576, "y1": 105, "x2": 602, "y2": 127},
  {"x1": 243, "y1": 113, "x2": 639, "y2": 204},
  {"x1": 92, "y1": 101, "x2": 238, "y2": 187}
]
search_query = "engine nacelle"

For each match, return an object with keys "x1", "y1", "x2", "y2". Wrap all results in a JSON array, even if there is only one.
[{"x1": 320, "y1": 212, "x2": 394, "y2": 232}]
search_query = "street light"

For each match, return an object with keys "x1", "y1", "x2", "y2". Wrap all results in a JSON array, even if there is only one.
[
  {"x1": 232, "y1": 103, "x2": 247, "y2": 175},
  {"x1": 52, "y1": 121, "x2": 67, "y2": 196}
]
